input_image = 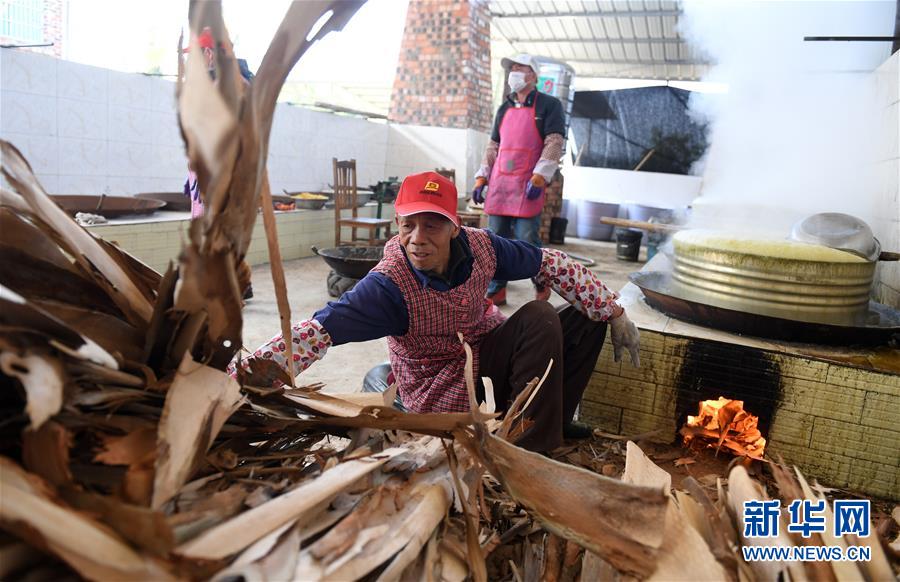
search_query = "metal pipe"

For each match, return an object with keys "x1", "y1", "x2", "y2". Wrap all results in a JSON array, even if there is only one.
[{"x1": 803, "y1": 36, "x2": 898, "y2": 41}]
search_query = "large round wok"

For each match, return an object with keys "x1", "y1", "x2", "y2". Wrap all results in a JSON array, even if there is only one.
[
  {"x1": 630, "y1": 271, "x2": 900, "y2": 346},
  {"x1": 51, "y1": 194, "x2": 165, "y2": 218},
  {"x1": 312, "y1": 246, "x2": 384, "y2": 279},
  {"x1": 136, "y1": 192, "x2": 192, "y2": 212}
]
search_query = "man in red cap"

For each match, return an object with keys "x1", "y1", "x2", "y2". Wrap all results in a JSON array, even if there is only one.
[{"x1": 238, "y1": 171, "x2": 640, "y2": 452}]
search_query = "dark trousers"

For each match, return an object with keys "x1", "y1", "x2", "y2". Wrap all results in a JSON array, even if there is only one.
[
  {"x1": 479, "y1": 301, "x2": 607, "y2": 452},
  {"x1": 486, "y1": 214, "x2": 541, "y2": 294}
]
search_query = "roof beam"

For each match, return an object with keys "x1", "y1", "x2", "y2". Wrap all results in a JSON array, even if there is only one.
[
  {"x1": 566, "y1": 58, "x2": 702, "y2": 66},
  {"x1": 490, "y1": 10, "x2": 682, "y2": 19},
  {"x1": 506, "y1": 37, "x2": 684, "y2": 45}
]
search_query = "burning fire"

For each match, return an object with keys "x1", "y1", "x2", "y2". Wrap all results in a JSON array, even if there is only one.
[{"x1": 681, "y1": 397, "x2": 767, "y2": 460}]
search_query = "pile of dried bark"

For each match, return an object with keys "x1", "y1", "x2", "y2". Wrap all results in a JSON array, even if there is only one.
[{"x1": 1, "y1": 2, "x2": 897, "y2": 580}]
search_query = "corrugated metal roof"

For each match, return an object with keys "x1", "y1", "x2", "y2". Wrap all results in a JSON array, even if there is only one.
[{"x1": 489, "y1": 0, "x2": 711, "y2": 81}]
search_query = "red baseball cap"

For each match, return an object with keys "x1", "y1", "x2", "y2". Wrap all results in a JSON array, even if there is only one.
[{"x1": 395, "y1": 171, "x2": 459, "y2": 227}]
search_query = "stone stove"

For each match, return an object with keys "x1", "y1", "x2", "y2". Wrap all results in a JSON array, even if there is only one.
[{"x1": 582, "y1": 259, "x2": 900, "y2": 499}]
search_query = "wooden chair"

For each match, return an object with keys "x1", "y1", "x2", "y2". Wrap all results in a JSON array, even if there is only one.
[{"x1": 333, "y1": 158, "x2": 392, "y2": 247}]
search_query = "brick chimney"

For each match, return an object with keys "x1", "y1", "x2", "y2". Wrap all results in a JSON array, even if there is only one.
[
  {"x1": 389, "y1": 0, "x2": 492, "y2": 132},
  {"x1": 0, "y1": 0, "x2": 64, "y2": 58}
]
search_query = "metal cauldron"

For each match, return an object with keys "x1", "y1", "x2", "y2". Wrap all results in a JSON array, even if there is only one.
[{"x1": 312, "y1": 246, "x2": 383, "y2": 279}]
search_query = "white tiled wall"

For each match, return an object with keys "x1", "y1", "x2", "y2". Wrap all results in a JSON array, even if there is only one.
[
  {"x1": 1, "y1": 49, "x2": 184, "y2": 195},
  {"x1": 385, "y1": 123, "x2": 491, "y2": 195},
  {"x1": 2, "y1": 49, "x2": 492, "y2": 268},
  {"x1": 1, "y1": 49, "x2": 399, "y2": 197},
  {"x1": 872, "y1": 52, "x2": 900, "y2": 308}
]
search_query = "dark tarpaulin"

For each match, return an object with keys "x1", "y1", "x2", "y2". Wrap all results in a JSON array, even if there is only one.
[{"x1": 570, "y1": 86, "x2": 709, "y2": 175}]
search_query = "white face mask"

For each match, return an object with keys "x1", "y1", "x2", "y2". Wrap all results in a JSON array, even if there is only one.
[{"x1": 508, "y1": 71, "x2": 528, "y2": 92}]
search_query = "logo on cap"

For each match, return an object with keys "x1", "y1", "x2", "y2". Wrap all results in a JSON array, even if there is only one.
[{"x1": 424, "y1": 181, "x2": 440, "y2": 192}]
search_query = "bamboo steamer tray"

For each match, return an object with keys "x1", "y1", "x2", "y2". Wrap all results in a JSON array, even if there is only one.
[{"x1": 671, "y1": 230, "x2": 876, "y2": 325}]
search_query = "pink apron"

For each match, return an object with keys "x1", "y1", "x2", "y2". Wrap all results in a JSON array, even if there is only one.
[
  {"x1": 485, "y1": 99, "x2": 544, "y2": 218},
  {"x1": 186, "y1": 169, "x2": 204, "y2": 219}
]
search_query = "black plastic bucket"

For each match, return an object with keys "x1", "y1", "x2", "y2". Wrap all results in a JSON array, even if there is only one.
[
  {"x1": 549, "y1": 217, "x2": 568, "y2": 244},
  {"x1": 615, "y1": 228, "x2": 642, "y2": 261}
]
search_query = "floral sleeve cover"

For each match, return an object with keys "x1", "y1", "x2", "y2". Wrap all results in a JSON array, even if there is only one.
[
  {"x1": 533, "y1": 248, "x2": 620, "y2": 321},
  {"x1": 230, "y1": 318, "x2": 332, "y2": 379}
]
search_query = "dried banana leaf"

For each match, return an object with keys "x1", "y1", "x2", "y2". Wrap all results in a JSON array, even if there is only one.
[
  {"x1": 22, "y1": 421, "x2": 72, "y2": 487},
  {"x1": 152, "y1": 354, "x2": 244, "y2": 508},
  {"x1": 621, "y1": 441, "x2": 671, "y2": 493},
  {"x1": 728, "y1": 466, "x2": 804, "y2": 582},
  {"x1": 30, "y1": 299, "x2": 144, "y2": 363},
  {"x1": 176, "y1": 447, "x2": 405, "y2": 560},
  {"x1": 0, "y1": 245, "x2": 124, "y2": 317},
  {"x1": 0, "y1": 284, "x2": 117, "y2": 369},
  {"x1": 0, "y1": 350, "x2": 64, "y2": 430},
  {"x1": 60, "y1": 488, "x2": 175, "y2": 556},
  {"x1": 460, "y1": 428, "x2": 668, "y2": 578},
  {"x1": 0, "y1": 208, "x2": 76, "y2": 274},
  {"x1": 0, "y1": 141, "x2": 153, "y2": 325},
  {"x1": 296, "y1": 478, "x2": 453, "y2": 580},
  {"x1": 619, "y1": 443, "x2": 725, "y2": 581},
  {"x1": 0, "y1": 457, "x2": 173, "y2": 580}
]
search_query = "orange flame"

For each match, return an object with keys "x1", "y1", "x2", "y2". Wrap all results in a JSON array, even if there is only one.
[{"x1": 681, "y1": 397, "x2": 766, "y2": 459}]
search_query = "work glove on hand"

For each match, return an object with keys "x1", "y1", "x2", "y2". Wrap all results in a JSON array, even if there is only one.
[
  {"x1": 471, "y1": 177, "x2": 487, "y2": 204},
  {"x1": 524, "y1": 174, "x2": 545, "y2": 200},
  {"x1": 609, "y1": 310, "x2": 640, "y2": 367}
]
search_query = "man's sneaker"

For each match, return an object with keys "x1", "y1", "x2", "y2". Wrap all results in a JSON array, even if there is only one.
[
  {"x1": 535, "y1": 287, "x2": 551, "y2": 302},
  {"x1": 563, "y1": 421, "x2": 593, "y2": 440},
  {"x1": 486, "y1": 288, "x2": 507, "y2": 306}
]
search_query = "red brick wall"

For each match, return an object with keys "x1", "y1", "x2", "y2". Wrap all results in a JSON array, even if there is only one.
[
  {"x1": 43, "y1": 0, "x2": 63, "y2": 57},
  {"x1": 389, "y1": 0, "x2": 492, "y2": 132},
  {"x1": 0, "y1": 0, "x2": 63, "y2": 57}
]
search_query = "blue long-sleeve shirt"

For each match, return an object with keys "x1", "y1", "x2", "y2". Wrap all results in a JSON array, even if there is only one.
[{"x1": 314, "y1": 230, "x2": 542, "y2": 345}]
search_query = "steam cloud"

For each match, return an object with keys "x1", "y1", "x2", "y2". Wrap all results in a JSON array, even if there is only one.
[{"x1": 680, "y1": 0, "x2": 895, "y2": 235}]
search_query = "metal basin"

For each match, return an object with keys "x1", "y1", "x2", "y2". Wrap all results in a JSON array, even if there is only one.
[
  {"x1": 312, "y1": 246, "x2": 384, "y2": 279},
  {"x1": 282, "y1": 191, "x2": 329, "y2": 210},
  {"x1": 293, "y1": 198, "x2": 327, "y2": 210},
  {"x1": 790, "y1": 212, "x2": 881, "y2": 261},
  {"x1": 51, "y1": 195, "x2": 166, "y2": 218},
  {"x1": 672, "y1": 230, "x2": 875, "y2": 325}
]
